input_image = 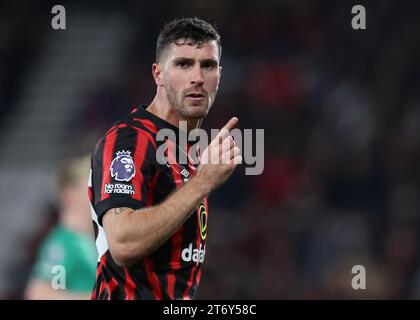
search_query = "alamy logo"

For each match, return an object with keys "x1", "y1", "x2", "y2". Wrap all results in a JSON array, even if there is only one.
[
  {"x1": 351, "y1": 265, "x2": 366, "y2": 290},
  {"x1": 351, "y1": 5, "x2": 366, "y2": 30},
  {"x1": 51, "y1": 265, "x2": 66, "y2": 290},
  {"x1": 156, "y1": 121, "x2": 264, "y2": 175},
  {"x1": 51, "y1": 5, "x2": 66, "y2": 30},
  {"x1": 110, "y1": 151, "x2": 135, "y2": 182}
]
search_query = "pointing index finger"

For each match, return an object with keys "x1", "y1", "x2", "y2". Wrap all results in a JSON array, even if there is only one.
[{"x1": 219, "y1": 117, "x2": 239, "y2": 139}]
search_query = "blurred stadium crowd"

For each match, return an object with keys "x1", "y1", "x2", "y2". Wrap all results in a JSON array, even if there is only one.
[{"x1": 1, "y1": 0, "x2": 420, "y2": 299}]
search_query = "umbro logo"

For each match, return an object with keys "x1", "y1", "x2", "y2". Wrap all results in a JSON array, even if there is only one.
[{"x1": 181, "y1": 168, "x2": 189, "y2": 178}]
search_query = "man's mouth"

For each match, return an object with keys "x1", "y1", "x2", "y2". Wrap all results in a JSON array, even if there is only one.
[
  {"x1": 186, "y1": 92, "x2": 206, "y2": 98},
  {"x1": 185, "y1": 92, "x2": 206, "y2": 102}
]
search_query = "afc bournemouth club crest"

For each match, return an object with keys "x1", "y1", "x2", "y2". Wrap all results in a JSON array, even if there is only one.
[{"x1": 110, "y1": 150, "x2": 135, "y2": 182}]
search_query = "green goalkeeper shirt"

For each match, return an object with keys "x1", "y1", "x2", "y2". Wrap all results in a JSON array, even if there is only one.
[{"x1": 30, "y1": 224, "x2": 97, "y2": 293}]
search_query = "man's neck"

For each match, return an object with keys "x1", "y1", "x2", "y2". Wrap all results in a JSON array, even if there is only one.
[{"x1": 147, "y1": 94, "x2": 202, "y2": 132}]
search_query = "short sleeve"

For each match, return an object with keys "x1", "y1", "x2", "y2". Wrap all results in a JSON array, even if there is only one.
[{"x1": 91, "y1": 125, "x2": 156, "y2": 225}]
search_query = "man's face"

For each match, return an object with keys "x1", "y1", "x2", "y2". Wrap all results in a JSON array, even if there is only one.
[{"x1": 160, "y1": 39, "x2": 221, "y2": 119}]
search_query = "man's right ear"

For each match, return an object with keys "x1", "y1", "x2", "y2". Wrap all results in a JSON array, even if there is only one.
[{"x1": 152, "y1": 63, "x2": 164, "y2": 87}]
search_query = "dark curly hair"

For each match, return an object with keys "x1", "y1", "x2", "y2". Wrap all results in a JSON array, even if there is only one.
[{"x1": 156, "y1": 17, "x2": 222, "y2": 63}]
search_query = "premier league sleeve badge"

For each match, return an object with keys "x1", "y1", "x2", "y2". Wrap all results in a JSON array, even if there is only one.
[{"x1": 110, "y1": 150, "x2": 136, "y2": 182}]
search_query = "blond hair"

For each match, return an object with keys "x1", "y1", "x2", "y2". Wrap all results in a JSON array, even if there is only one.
[{"x1": 56, "y1": 154, "x2": 91, "y2": 190}]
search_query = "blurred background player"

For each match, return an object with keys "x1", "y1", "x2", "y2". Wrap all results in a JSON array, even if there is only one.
[{"x1": 24, "y1": 155, "x2": 97, "y2": 300}]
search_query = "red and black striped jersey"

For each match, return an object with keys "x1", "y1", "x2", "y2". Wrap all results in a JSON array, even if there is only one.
[{"x1": 88, "y1": 105, "x2": 208, "y2": 300}]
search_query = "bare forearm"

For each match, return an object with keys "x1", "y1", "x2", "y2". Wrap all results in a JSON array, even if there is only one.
[{"x1": 104, "y1": 174, "x2": 210, "y2": 265}]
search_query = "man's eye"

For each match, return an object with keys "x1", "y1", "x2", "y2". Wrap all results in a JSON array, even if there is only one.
[
  {"x1": 177, "y1": 62, "x2": 190, "y2": 68},
  {"x1": 202, "y1": 63, "x2": 215, "y2": 70}
]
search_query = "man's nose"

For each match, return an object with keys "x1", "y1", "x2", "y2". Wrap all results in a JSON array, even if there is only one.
[{"x1": 190, "y1": 65, "x2": 204, "y2": 86}]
